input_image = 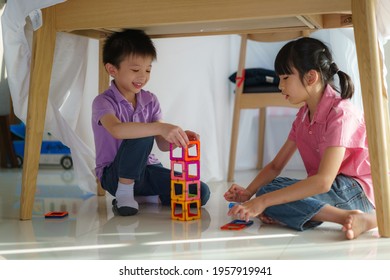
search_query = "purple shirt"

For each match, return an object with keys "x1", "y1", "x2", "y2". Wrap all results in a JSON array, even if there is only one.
[
  {"x1": 288, "y1": 85, "x2": 374, "y2": 206},
  {"x1": 92, "y1": 81, "x2": 162, "y2": 180}
]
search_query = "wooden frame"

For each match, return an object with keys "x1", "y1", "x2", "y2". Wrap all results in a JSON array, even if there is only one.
[
  {"x1": 19, "y1": 0, "x2": 390, "y2": 238},
  {"x1": 227, "y1": 34, "x2": 302, "y2": 182}
]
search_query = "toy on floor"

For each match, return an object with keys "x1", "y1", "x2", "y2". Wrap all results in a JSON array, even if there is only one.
[
  {"x1": 228, "y1": 202, "x2": 240, "y2": 209},
  {"x1": 220, "y1": 219, "x2": 253, "y2": 230},
  {"x1": 10, "y1": 122, "x2": 73, "y2": 169},
  {"x1": 170, "y1": 140, "x2": 201, "y2": 221},
  {"x1": 223, "y1": 203, "x2": 254, "y2": 230},
  {"x1": 44, "y1": 211, "x2": 69, "y2": 219}
]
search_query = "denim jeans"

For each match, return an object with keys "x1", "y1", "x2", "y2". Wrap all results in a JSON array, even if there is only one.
[
  {"x1": 256, "y1": 175, "x2": 374, "y2": 231},
  {"x1": 100, "y1": 137, "x2": 210, "y2": 206}
]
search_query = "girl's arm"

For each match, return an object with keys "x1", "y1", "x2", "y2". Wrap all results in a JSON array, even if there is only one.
[
  {"x1": 100, "y1": 114, "x2": 189, "y2": 147},
  {"x1": 224, "y1": 139, "x2": 297, "y2": 202},
  {"x1": 246, "y1": 139, "x2": 298, "y2": 196},
  {"x1": 229, "y1": 145, "x2": 346, "y2": 221}
]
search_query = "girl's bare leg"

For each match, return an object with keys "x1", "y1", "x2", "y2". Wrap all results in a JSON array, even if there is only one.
[{"x1": 311, "y1": 205, "x2": 377, "y2": 240}]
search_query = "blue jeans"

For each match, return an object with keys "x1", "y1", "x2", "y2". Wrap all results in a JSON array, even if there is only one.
[
  {"x1": 100, "y1": 137, "x2": 210, "y2": 206},
  {"x1": 256, "y1": 175, "x2": 374, "y2": 231}
]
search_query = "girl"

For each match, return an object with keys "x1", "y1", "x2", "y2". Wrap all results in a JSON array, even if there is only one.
[{"x1": 224, "y1": 37, "x2": 377, "y2": 240}]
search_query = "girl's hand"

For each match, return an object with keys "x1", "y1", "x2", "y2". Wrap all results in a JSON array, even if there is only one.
[
  {"x1": 227, "y1": 197, "x2": 266, "y2": 222},
  {"x1": 224, "y1": 184, "x2": 252, "y2": 202}
]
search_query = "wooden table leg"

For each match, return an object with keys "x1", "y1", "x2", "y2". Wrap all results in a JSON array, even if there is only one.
[
  {"x1": 227, "y1": 35, "x2": 248, "y2": 182},
  {"x1": 352, "y1": 0, "x2": 390, "y2": 237},
  {"x1": 97, "y1": 37, "x2": 110, "y2": 196},
  {"x1": 20, "y1": 7, "x2": 57, "y2": 220}
]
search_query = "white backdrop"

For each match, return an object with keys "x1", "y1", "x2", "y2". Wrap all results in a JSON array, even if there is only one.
[{"x1": 2, "y1": 0, "x2": 390, "y2": 194}]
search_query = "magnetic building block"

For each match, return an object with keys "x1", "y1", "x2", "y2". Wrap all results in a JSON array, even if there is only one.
[
  {"x1": 171, "y1": 180, "x2": 201, "y2": 201},
  {"x1": 170, "y1": 140, "x2": 201, "y2": 221},
  {"x1": 171, "y1": 200, "x2": 201, "y2": 221},
  {"x1": 170, "y1": 140, "x2": 200, "y2": 161},
  {"x1": 170, "y1": 160, "x2": 200, "y2": 181}
]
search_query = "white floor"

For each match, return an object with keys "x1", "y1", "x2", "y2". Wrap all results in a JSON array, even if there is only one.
[{"x1": 1, "y1": 167, "x2": 390, "y2": 261}]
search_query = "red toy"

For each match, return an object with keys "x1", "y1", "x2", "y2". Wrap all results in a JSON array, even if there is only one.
[
  {"x1": 44, "y1": 211, "x2": 69, "y2": 219},
  {"x1": 220, "y1": 219, "x2": 253, "y2": 230}
]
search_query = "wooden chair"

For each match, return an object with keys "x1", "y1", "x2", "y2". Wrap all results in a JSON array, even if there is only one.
[
  {"x1": 227, "y1": 33, "x2": 305, "y2": 182},
  {"x1": 0, "y1": 115, "x2": 19, "y2": 168},
  {"x1": 0, "y1": 83, "x2": 19, "y2": 169}
]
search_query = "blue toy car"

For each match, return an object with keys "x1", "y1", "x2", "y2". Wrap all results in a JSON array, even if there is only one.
[{"x1": 10, "y1": 123, "x2": 73, "y2": 170}]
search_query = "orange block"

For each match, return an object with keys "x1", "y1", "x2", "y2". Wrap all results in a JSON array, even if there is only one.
[
  {"x1": 171, "y1": 200, "x2": 201, "y2": 221},
  {"x1": 171, "y1": 180, "x2": 200, "y2": 201}
]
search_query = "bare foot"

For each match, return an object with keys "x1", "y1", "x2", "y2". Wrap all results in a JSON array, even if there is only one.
[
  {"x1": 342, "y1": 211, "x2": 377, "y2": 240},
  {"x1": 258, "y1": 214, "x2": 279, "y2": 225}
]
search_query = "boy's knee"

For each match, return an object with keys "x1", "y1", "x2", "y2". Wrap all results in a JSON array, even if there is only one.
[
  {"x1": 200, "y1": 182, "x2": 210, "y2": 206},
  {"x1": 123, "y1": 136, "x2": 154, "y2": 150}
]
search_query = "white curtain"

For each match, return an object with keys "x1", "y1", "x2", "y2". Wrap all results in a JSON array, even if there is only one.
[
  {"x1": 2, "y1": 0, "x2": 96, "y2": 193},
  {"x1": 2, "y1": 0, "x2": 389, "y2": 194}
]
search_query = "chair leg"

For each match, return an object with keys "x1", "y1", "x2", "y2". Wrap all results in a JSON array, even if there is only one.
[
  {"x1": 0, "y1": 115, "x2": 19, "y2": 168},
  {"x1": 256, "y1": 108, "x2": 266, "y2": 170},
  {"x1": 228, "y1": 108, "x2": 242, "y2": 182}
]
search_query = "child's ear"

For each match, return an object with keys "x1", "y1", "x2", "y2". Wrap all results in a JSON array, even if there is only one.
[
  {"x1": 105, "y1": 63, "x2": 117, "y2": 77},
  {"x1": 305, "y1": 69, "x2": 319, "y2": 85}
]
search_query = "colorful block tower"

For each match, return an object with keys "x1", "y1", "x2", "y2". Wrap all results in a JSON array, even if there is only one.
[{"x1": 170, "y1": 140, "x2": 201, "y2": 221}]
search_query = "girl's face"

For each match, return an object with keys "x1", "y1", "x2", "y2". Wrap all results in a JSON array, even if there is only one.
[
  {"x1": 109, "y1": 54, "x2": 153, "y2": 95},
  {"x1": 278, "y1": 67, "x2": 310, "y2": 104}
]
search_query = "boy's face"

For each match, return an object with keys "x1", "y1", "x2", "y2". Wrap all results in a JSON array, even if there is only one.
[{"x1": 107, "y1": 54, "x2": 153, "y2": 95}]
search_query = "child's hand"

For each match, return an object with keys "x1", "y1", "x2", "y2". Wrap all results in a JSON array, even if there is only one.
[
  {"x1": 227, "y1": 197, "x2": 266, "y2": 222},
  {"x1": 224, "y1": 184, "x2": 252, "y2": 202},
  {"x1": 160, "y1": 123, "x2": 189, "y2": 147},
  {"x1": 184, "y1": 130, "x2": 200, "y2": 148},
  {"x1": 185, "y1": 130, "x2": 200, "y2": 141}
]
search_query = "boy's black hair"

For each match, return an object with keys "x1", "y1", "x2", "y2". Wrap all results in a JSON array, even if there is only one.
[
  {"x1": 274, "y1": 37, "x2": 354, "y2": 99},
  {"x1": 103, "y1": 29, "x2": 157, "y2": 68}
]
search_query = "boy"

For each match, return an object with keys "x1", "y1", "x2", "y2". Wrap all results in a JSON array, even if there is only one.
[{"x1": 92, "y1": 29, "x2": 210, "y2": 216}]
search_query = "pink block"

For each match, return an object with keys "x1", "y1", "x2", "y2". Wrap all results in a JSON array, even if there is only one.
[{"x1": 170, "y1": 160, "x2": 200, "y2": 181}]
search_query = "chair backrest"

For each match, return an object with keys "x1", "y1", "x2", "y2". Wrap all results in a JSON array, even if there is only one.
[{"x1": 234, "y1": 32, "x2": 307, "y2": 109}]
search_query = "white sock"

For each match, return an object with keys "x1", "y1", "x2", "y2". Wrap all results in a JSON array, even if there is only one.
[
  {"x1": 115, "y1": 182, "x2": 139, "y2": 209},
  {"x1": 135, "y1": 195, "x2": 161, "y2": 204}
]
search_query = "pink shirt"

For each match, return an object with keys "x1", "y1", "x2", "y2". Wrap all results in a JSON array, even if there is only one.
[{"x1": 288, "y1": 85, "x2": 375, "y2": 207}]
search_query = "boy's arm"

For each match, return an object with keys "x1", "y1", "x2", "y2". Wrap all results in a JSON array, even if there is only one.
[
  {"x1": 100, "y1": 114, "x2": 189, "y2": 147},
  {"x1": 155, "y1": 135, "x2": 171, "y2": 152},
  {"x1": 155, "y1": 122, "x2": 199, "y2": 151},
  {"x1": 100, "y1": 113, "x2": 162, "y2": 139}
]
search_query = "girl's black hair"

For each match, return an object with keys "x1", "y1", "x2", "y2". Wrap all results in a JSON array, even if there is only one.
[
  {"x1": 103, "y1": 29, "x2": 157, "y2": 68},
  {"x1": 274, "y1": 37, "x2": 354, "y2": 99}
]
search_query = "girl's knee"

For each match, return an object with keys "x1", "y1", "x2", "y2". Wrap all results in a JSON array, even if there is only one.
[
  {"x1": 256, "y1": 177, "x2": 300, "y2": 197},
  {"x1": 256, "y1": 184, "x2": 278, "y2": 197}
]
